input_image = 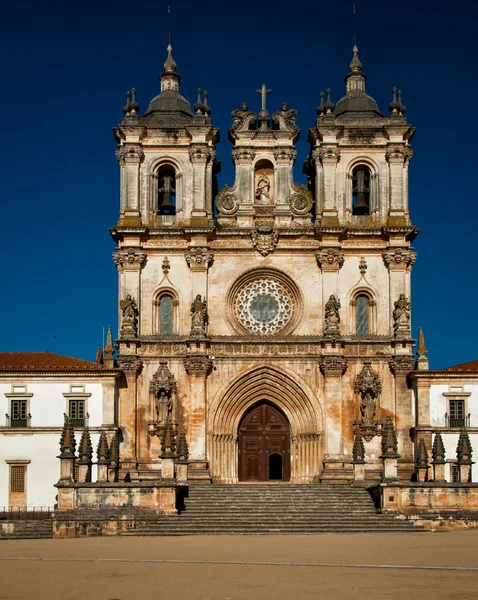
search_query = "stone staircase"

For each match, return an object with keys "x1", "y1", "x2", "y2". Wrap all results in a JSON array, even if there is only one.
[
  {"x1": 0, "y1": 519, "x2": 53, "y2": 539},
  {"x1": 127, "y1": 484, "x2": 422, "y2": 535}
]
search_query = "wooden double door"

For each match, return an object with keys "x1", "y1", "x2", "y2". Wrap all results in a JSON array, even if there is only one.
[{"x1": 238, "y1": 402, "x2": 290, "y2": 482}]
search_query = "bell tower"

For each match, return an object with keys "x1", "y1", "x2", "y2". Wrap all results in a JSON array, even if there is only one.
[
  {"x1": 304, "y1": 46, "x2": 419, "y2": 480},
  {"x1": 111, "y1": 46, "x2": 219, "y2": 481}
]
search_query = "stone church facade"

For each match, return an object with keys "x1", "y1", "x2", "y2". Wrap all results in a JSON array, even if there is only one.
[{"x1": 111, "y1": 44, "x2": 418, "y2": 486}]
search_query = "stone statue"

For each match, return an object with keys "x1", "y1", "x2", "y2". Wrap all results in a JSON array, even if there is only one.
[
  {"x1": 360, "y1": 391, "x2": 376, "y2": 425},
  {"x1": 156, "y1": 390, "x2": 173, "y2": 423},
  {"x1": 119, "y1": 295, "x2": 138, "y2": 337},
  {"x1": 230, "y1": 103, "x2": 257, "y2": 132},
  {"x1": 150, "y1": 362, "x2": 176, "y2": 428},
  {"x1": 272, "y1": 102, "x2": 299, "y2": 131},
  {"x1": 255, "y1": 174, "x2": 271, "y2": 204},
  {"x1": 190, "y1": 294, "x2": 208, "y2": 336},
  {"x1": 324, "y1": 295, "x2": 341, "y2": 337},
  {"x1": 393, "y1": 294, "x2": 411, "y2": 337}
]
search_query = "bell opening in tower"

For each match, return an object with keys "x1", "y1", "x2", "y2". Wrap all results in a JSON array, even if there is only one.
[
  {"x1": 158, "y1": 165, "x2": 177, "y2": 215},
  {"x1": 352, "y1": 166, "x2": 371, "y2": 216}
]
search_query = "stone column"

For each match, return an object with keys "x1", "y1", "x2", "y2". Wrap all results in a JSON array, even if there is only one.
[
  {"x1": 382, "y1": 247, "x2": 416, "y2": 335},
  {"x1": 189, "y1": 146, "x2": 210, "y2": 219},
  {"x1": 113, "y1": 247, "x2": 146, "y2": 335},
  {"x1": 184, "y1": 355, "x2": 213, "y2": 482},
  {"x1": 117, "y1": 356, "x2": 142, "y2": 470},
  {"x1": 232, "y1": 148, "x2": 255, "y2": 211},
  {"x1": 319, "y1": 356, "x2": 347, "y2": 482},
  {"x1": 389, "y1": 356, "x2": 416, "y2": 476},
  {"x1": 316, "y1": 247, "x2": 344, "y2": 336},
  {"x1": 185, "y1": 246, "x2": 213, "y2": 303},
  {"x1": 116, "y1": 145, "x2": 144, "y2": 226},
  {"x1": 385, "y1": 145, "x2": 412, "y2": 224},
  {"x1": 273, "y1": 148, "x2": 296, "y2": 213},
  {"x1": 316, "y1": 147, "x2": 340, "y2": 224}
]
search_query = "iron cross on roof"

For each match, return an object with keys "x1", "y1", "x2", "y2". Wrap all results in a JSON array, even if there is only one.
[{"x1": 256, "y1": 84, "x2": 271, "y2": 112}]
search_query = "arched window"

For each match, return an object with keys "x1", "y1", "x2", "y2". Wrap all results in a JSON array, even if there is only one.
[
  {"x1": 157, "y1": 165, "x2": 176, "y2": 215},
  {"x1": 352, "y1": 166, "x2": 371, "y2": 216},
  {"x1": 159, "y1": 294, "x2": 174, "y2": 335},
  {"x1": 355, "y1": 294, "x2": 370, "y2": 335}
]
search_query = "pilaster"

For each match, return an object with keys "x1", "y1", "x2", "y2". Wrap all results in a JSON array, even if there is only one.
[
  {"x1": 117, "y1": 356, "x2": 142, "y2": 467},
  {"x1": 389, "y1": 355, "x2": 416, "y2": 472}
]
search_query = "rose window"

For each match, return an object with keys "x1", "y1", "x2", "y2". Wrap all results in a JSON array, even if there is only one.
[{"x1": 235, "y1": 279, "x2": 294, "y2": 335}]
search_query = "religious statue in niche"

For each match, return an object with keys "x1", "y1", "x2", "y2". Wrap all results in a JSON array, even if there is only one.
[
  {"x1": 393, "y1": 294, "x2": 411, "y2": 338},
  {"x1": 353, "y1": 362, "x2": 382, "y2": 442},
  {"x1": 255, "y1": 173, "x2": 271, "y2": 204},
  {"x1": 324, "y1": 295, "x2": 341, "y2": 337},
  {"x1": 190, "y1": 294, "x2": 208, "y2": 337},
  {"x1": 148, "y1": 362, "x2": 177, "y2": 438},
  {"x1": 119, "y1": 295, "x2": 138, "y2": 338}
]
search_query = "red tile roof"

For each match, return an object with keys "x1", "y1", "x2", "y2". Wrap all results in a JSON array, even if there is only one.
[
  {"x1": 445, "y1": 360, "x2": 478, "y2": 372},
  {"x1": 0, "y1": 352, "x2": 112, "y2": 372}
]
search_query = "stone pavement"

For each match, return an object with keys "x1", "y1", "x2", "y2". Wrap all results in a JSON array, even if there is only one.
[{"x1": 0, "y1": 531, "x2": 478, "y2": 599}]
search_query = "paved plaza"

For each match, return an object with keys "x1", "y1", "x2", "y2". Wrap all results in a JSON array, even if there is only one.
[{"x1": 0, "y1": 531, "x2": 477, "y2": 599}]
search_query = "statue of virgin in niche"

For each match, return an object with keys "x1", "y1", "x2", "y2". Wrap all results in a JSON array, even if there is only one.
[{"x1": 255, "y1": 174, "x2": 271, "y2": 204}]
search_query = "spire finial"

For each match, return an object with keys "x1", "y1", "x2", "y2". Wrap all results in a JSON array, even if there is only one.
[
  {"x1": 164, "y1": 44, "x2": 177, "y2": 73},
  {"x1": 350, "y1": 44, "x2": 362, "y2": 72},
  {"x1": 417, "y1": 327, "x2": 427, "y2": 356}
]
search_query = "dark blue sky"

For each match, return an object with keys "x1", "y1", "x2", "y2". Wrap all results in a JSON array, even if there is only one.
[{"x1": 1, "y1": 0, "x2": 476, "y2": 368}]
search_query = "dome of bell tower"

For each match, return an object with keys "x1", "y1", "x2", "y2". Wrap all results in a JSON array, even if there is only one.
[{"x1": 334, "y1": 46, "x2": 384, "y2": 119}]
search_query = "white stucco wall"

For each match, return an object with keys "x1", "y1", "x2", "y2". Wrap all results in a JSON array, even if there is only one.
[{"x1": 0, "y1": 376, "x2": 114, "y2": 507}]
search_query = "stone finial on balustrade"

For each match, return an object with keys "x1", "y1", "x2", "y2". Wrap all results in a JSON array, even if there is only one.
[
  {"x1": 58, "y1": 414, "x2": 77, "y2": 482},
  {"x1": 160, "y1": 418, "x2": 177, "y2": 457},
  {"x1": 456, "y1": 428, "x2": 474, "y2": 483},
  {"x1": 108, "y1": 433, "x2": 120, "y2": 483},
  {"x1": 177, "y1": 432, "x2": 189, "y2": 461},
  {"x1": 352, "y1": 430, "x2": 366, "y2": 483},
  {"x1": 96, "y1": 431, "x2": 110, "y2": 483},
  {"x1": 431, "y1": 432, "x2": 446, "y2": 482},
  {"x1": 381, "y1": 417, "x2": 399, "y2": 457},
  {"x1": 59, "y1": 414, "x2": 76, "y2": 458},
  {"x1": 416, "y1": 438, "x2": 429, "y2": 482},
  {"x1": 77, "y1": 427, "x2": 93, "y2": 483},
  {"x1": 380, "y1": 417, "x2": 400, "y2": 482}
]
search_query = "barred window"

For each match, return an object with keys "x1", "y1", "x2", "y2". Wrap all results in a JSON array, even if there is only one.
[
  {"x1": 10, "y1": 465, "x2": 26, "y2": 493},
  {"x1": 449, "y1": 400, "x2": 465, "y2": 428},
  {"x1": 451, "y1": 463, "x2": 459, "y2": 483},
  {"x1": 356, "y1": 295, "x2": 369, "y2": 335},
  {"x1": 69, "y1": 400, "x2": 85, "y2": 427},
  {"x1": 11, "y1": 400, "x2": 28, "y2": 427}
]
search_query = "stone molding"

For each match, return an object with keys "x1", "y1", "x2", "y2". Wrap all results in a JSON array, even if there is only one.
[
  {"x1": 318, "y1": 355, "x2": 347, "y2": 377},
  {"x1": 385, "y1": 145, "x2": 413, "y2": 164},
  {"x1": 185, "y1": 247, "x2": 214, "y2": 270},
  {"x1": 315, "y1": 248, "x2": 344, "y2": 272},
  {"x1": 232, "y1": 148, "x2": 255, "y2": 164},
  {"x1": 216, "y1": 185, "x2": 239, "y2": 216},
  {"x1": 382, "y1": 247, "x2": 417, "y2": 271},
  {"x1": 183, "y1": 356, "x2": 213, "y2": 376},
  {"x1": 273, "y1": 148, "x2": 296, "y2": 163},
  {"x1": 188, "y1": 146, "x2": 211, "y2": 163},
  {"x1": 313, "y1": 146, "x2": 340, "y2": 164},
  {"x1": 389, "y1": 355, "x2": 416, "y2": 375},
  {"x1": 117, "y1": 356, "x2": 143, "y2": 373},
  {"x1": 251, "y1": 225, "x2": 279, "y2": 256},
  {"x1": 288, "y1": 186, "x2": 313, "y2": 216},
  {"x1": 113, "y1": 247, "x2": 147, "y2": 271},
  {"x1": 116, "y1": 145, "x2": 144, "y2": 165}
]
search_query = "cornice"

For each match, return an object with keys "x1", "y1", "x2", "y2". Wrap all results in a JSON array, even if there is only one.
[
  {"x1": 0, "y1": 425, "x2": 117, "y2": 434},
  {"x1": 0, "y1": 369, "x2": 120, "y2": 377},
  {"x1": 410, "y1": 370, "x2": 478, "y2": 379}
]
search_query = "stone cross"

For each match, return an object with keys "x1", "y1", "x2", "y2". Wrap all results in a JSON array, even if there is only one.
[{"x1": 256, "y1": 84, "x2": 271, "y2": 111}]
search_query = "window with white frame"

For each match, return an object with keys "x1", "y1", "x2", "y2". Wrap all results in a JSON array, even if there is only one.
[
  {"x1": 64, "y1": 385, "x2": 90, "y2": 428},
  {"x1": 5, "y1": 387, "x2": 32, "y2": 428}
]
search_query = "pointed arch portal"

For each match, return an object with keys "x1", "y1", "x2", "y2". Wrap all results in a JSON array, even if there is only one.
[{"x1": 208, "y1": 366, "x2": 323, "y2": 483}]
